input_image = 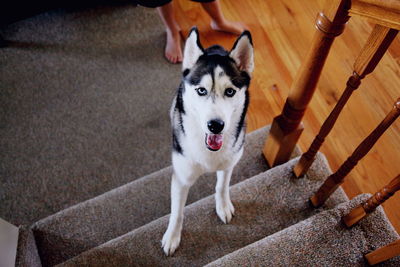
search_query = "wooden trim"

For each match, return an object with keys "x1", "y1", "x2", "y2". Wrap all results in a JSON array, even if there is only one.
[
  {"x1": 353, "y1": 25, "x2": 399, "y2": 76},
  {"x1": 365, "y1": 239, "x2": 400, "y2": 265},
  {"x1": 350, "y1": 0, "x2": 400, "y2": 30}
]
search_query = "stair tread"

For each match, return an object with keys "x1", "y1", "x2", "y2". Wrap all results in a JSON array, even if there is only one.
[
  {"x1": 206, "y1": 194, "x2": 400, "y2": 267},
  {"x1": 58, "y1": 152, "x2": 348, "y2": 267},
  {"x1": 33, "y1": 125, "x2": 283, "y2": 266}
]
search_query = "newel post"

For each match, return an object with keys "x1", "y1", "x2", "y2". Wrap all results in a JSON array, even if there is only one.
[{"x1": 263, "y1": 0, "x2": 350, "y2": 167}]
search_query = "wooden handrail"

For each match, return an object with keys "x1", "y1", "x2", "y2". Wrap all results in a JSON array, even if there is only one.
[
  {"x1": 293, "y1": 25, "x2": 398, "y2": 177},
  {"x1": 365, "y1": 239, "x2": 400, "y2": 265},
  {"x1": 342, "y1": 174, "x2": 400, "y2": 227},
  {"x1": 262, "y1": 0, "x2": 350, "y2": 167},
  {"x1": 350, "y1": 0, "x2": 400, "y2": 30},
  {"x1": 310, "y1": 98, "x2": 400, "y2": 207}
]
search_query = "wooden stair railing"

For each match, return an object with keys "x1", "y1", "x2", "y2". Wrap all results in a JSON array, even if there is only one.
[
  {"x1": 264, "y1": 0, "x2": 400, "y2": 168},
  {"x1": 293, "y1": 25, "x2": 398, "y2": 178},
  {"x1": 262, "y1": 0, "x2": 350, "y2": 167},
  {"x1": 310, "y1": 98, "x2": 400, "y2": 208},
  {"x1": 343, "y1": 174, "x2": 400, "y2": 227},
  {"x1": 365, "y1": 239, "x2": 400, "y2": 265},
  {"x1": 260, "y1": 0, "x2": 400, "y2": 265}
]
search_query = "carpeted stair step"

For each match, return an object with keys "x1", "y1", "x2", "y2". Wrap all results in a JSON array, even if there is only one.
[
  {"x1": 206, "y1": 194, "x2": 400, "y2": 267},
  {"x1": 57, "y1": 152, "x2": 348, "y2": 267},
  {"x1": 32, "y1": 125, "x2": 284, "y2": 266},
  {"x1": 15, "y1": 226, "x2": 42, "y2": 267}
]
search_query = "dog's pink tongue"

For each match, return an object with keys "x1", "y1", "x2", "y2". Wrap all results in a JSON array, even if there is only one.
[{"x1": 207, "y1": 134, "x2": 223, "y2": 150}]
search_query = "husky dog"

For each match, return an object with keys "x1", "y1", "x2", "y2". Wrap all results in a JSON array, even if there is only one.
[{"x1": 162, "y1": 27, "x2": 254, "y2": 256}]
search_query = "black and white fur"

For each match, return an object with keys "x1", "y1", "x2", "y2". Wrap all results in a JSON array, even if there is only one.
[{"x1": 162, "y1": 27, "x2": 254, "y2": 256}]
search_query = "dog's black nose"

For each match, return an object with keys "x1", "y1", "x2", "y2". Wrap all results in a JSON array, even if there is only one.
[{"x1": 207, "y1": 119, "x2": 224, "y2": 134}]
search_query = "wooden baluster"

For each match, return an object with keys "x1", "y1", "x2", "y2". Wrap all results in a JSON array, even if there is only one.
[
  {"x1": 310, "y1": 98, "x2": 400, "y2": 207},
  {"x1": 365, "y1": 239, "x2": 400, "y2": 266},
  {"x1": 263, "y1": 0, "x2": 350, "y2": 167},
  {"x1": 293, "y1": 25, "x2": 399, "y2": 177},
  {"x1": 342, "y1": 174, "x2": 400, "y2": 227}
]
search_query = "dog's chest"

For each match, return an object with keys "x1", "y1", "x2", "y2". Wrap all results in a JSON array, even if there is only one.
[{"x1": 197, "y1": 149, "x2": 234, "y2": 171}]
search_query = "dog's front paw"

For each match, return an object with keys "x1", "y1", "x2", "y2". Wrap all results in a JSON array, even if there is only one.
[
  {"x1": 216, "y1": 198, "x2": 235, "y2": 224},
  {"x1": 161, "y1": 229, "x2": 181, "y2": 256}
]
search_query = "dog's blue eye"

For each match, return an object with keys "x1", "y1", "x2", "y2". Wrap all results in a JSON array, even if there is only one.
[
  {"x1": 225, "y1": 88, "x2": 236, "y2": 97},
  {"x1": 196, "y1": 87, "x2": 207, "y2": 96}
]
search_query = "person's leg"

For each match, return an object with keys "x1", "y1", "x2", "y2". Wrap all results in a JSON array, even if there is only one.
[
  {"x1": 200, "y1": 0, "x2": 246, "y2": 35},
  {"x1": 157, "y1": 1, "x2": 183, "y2": 64}
]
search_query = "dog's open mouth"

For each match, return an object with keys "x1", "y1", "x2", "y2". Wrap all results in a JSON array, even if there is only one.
[{"x1": 205, "y1": 133, "x2": 223, "y2": 151}]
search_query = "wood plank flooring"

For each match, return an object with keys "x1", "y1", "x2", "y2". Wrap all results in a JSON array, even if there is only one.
[{"x1": 173, "y1": 0, "x2": 400, "y2": 233}]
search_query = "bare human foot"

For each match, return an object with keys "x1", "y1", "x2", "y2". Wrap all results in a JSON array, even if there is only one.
[
  {"x1": 210, "y1": 20, "x2": 246, "y2": 35},
  {"x1": 156, "y1": 2, "x2": 183, "y2": 64},
  {"x1": 165, "y1": 29, "x2": 183, "y2": 64}
]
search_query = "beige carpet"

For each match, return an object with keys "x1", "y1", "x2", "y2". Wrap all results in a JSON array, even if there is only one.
[{"x1": 0, "y1": 3, "x2": 180, "y2": 225}]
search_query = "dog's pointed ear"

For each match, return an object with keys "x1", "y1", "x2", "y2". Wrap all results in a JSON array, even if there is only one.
[
  {"x1": 229, "y1": 31, "x2": 254, "y2": 75},
  {"x1": 183, "y1": 27, "x2": 204, "y2": 71}
]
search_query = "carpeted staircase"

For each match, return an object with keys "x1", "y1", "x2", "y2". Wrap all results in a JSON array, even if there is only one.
[
  {"x1": 206, "y1": 193, "x2": 400, "y2": 267},
  {"x1": 16, "y1": 126, "x2": 400, "y2": 266},
  {"x1": 2, "y1": 3, "x2": 400, "y2": 267},
  {"x1": 54, "y1": 151, "x2": 350, "y2": 266},
  {"x1": 30, "y1": 126, "x2": 276, "y2": 266},
  {"x1": 15, "y1": 126, "x2": 400, "y2": 267}
]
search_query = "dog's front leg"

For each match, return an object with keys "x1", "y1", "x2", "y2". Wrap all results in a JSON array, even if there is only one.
[
  {"x1": 162, "y1": 173, "x2": 192, "y2": 256},
  {"x1": 215, "y1": 168, "x2": 235, "y2": 223}
]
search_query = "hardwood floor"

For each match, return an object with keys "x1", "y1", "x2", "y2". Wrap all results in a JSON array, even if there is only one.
[{"x1": 173, "y1": 0, "x2": 400, "y2": 233}]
